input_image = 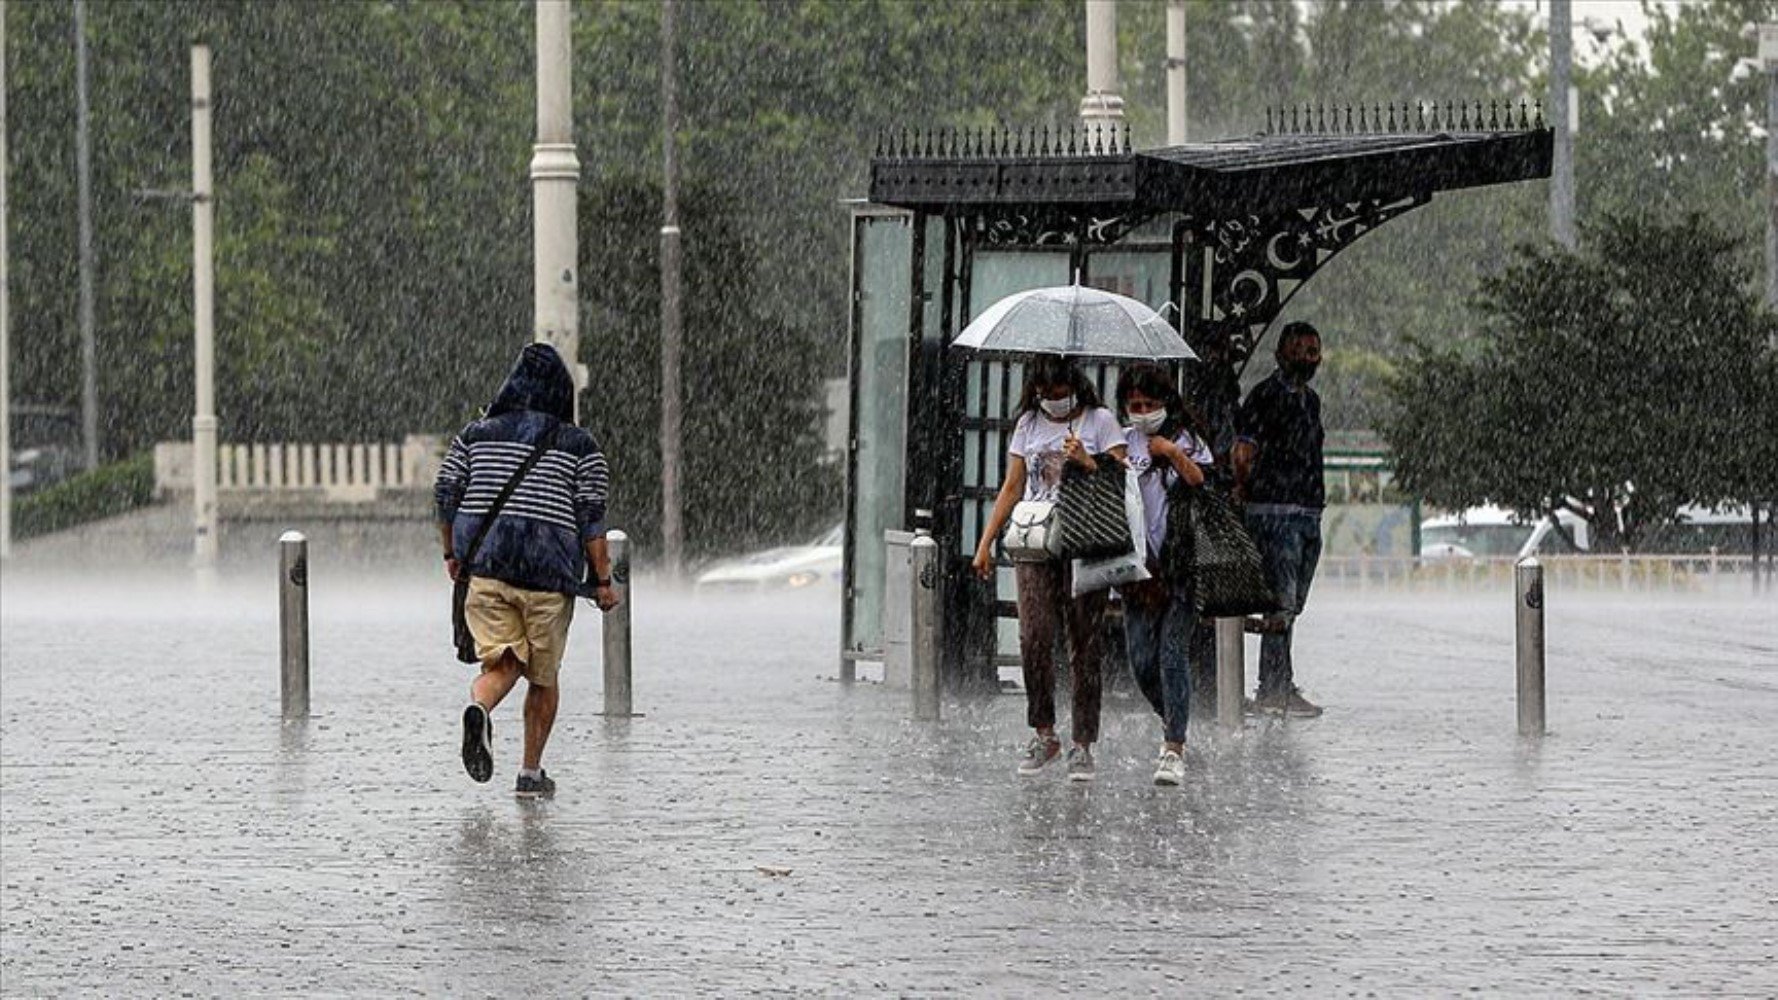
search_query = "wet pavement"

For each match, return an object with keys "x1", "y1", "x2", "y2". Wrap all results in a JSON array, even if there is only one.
[{"x1": 2, "y1": 569, "x2": 1775, "y2": 996}]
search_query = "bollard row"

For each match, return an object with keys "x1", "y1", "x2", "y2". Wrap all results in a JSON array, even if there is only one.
[
  {"x1": 602, "y1": 529, "x2": 633, "y2": 717},
  {"x1": 278, "y1": 530, "x2": 310, "y2": 720},
  {"x1": 1516, "y1": 558, "x2": 1546, "y2": 737}
]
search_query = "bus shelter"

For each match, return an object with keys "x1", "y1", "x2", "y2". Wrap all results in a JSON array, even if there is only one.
[{"x1": 843, "y1": 103, "x2": 1553, "y2": 687}]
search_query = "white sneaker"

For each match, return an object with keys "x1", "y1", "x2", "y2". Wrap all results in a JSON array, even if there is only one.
[{"x1": 1152, "y1": 749, "x2": 1186, "y2": 786}]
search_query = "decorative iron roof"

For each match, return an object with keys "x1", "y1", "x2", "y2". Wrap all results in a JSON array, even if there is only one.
[{"x1": 870, "y1": 101, "x2": 1552, "y2": 217}]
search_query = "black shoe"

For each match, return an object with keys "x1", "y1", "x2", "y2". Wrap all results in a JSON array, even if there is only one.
[
  {"x1": 515, "y1": 769, "x2": 556, "y2": 800},
  {"x1": 461, "y1": 703, "x2": 494, "y2": 783}
]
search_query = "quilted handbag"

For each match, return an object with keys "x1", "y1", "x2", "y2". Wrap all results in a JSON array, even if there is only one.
[
  {"x1": 1056, "y1": 455, "x2": 1133, "y2": 561},
  {"x1": 1177, "y1": 485, "x2": 1281, "y2": 618}
]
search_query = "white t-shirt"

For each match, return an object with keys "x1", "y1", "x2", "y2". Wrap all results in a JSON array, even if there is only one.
[
  {"x1": 1125, "y1": 426, "x2": 1214, "y2": 556},
  {"x1": 1008, "y1": 406, "x2": 1124, "y2": 502}
]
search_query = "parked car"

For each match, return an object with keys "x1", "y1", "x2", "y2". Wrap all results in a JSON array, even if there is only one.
[
  {"x1": 7, "y1": 404, "x2": 82, "y2": 497},
  {"x1": 1420, "y1": 503, "x2": 1761, "y2": 559},
  {"x1": 1419, "y1": 505, "x2": 1590, "y2": 561},
  {"x1": 693, "y1": 523, "x2": 843, "y2": 593}
]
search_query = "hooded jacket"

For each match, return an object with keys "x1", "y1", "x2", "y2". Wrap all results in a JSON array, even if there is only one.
[{"x1": 434, "y1": 344, "x2": 610, "y2": 596}]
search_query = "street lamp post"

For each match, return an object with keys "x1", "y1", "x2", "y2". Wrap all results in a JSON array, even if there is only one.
[
  {"x1": 1079, "y1": 0, "x2": 1124, "y2": 133},
  {"x1": 75, "y1": 0, "x2": 98, "y2": 470},
  {"x1": 191, "y1": 45, "x2": 217, "y2": 569},
  {"x1": 1761, "y1": 24, "x2": 1778, "y2": 318},
  {"x1": 1549, "y1": 0, "x2": 1575, "y2": 248},
  {"x1": 532, "y1": 0, "x2": 582, "y2": 418},
  {"x1": 659, "y1": 0, "x2": 684, "y2": 580},
  {"x1": 1166, "y1": 0, "x2": 1187, "y2": 146},
  {"x1": 1, "y1": 1, "x2": 11, "y2": 560},
  {"x1": 1762, "y1": 23, "x2": 1777, "y2": 592}
]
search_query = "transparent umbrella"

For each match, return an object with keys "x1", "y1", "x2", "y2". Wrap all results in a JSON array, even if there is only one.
[{"x1": 953, "y1": 285, "x2": 1197, "y2": 361}]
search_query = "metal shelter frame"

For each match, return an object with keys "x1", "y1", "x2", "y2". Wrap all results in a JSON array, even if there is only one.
[{"x1": 843, "y1": 103, "x2": 1554, "y2": 687}]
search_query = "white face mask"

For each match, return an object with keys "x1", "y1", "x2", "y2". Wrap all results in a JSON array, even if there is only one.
[
  {"x1": 1128, "y1": 410, "x2": 1166, "y2": 434},
  {"x1": 1039, "y1": 394, "x2": 1076, "y2": 419}
]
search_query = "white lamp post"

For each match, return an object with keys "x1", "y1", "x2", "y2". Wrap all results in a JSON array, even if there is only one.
[
  {"x1": 532, "y1": 0, "x2": 582, "y2": 417},
  {"x1": 191, "y1": 44, "x2": 218, "y2": 570},
  {"x1": 1166, "y1": 0, "x2": 1186, "y2": 146},
  {"x1": 1080, "y1": 0, "x2": 1125, "y2": 135},
  {"x1": 1, "y1": 2, "x2": 11, "y2": 560}
]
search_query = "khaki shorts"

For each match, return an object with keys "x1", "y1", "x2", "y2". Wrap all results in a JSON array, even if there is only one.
[{"x1": 464, "y1": 577, "x2": 575, "y2": 687}]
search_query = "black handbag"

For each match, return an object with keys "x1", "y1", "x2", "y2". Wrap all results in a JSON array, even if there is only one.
[
  {"x1": 1174, "y1": 485, "x2": 1281, "y2": 618},
  {"x1": 450, "y1": 423, "x2": 564, "y2": 664},
  {"x1": 1056, "y1": 454, "x2": 1133, "y2": 561}
]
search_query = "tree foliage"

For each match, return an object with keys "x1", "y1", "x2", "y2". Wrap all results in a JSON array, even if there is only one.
[
  {"x1": 1380, "y1": 213, "x2": 1778, "y2": 550},
  {"x1": 8, "y1": 0, "x2": 1778, "y2": 555}
]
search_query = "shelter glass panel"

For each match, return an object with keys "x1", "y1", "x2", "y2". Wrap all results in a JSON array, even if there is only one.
[
  {"x1": 1086, "y1": 250, "x2": 1172, "y2": 316},
  {"x1": 961, "y1": 252, "x2": 1071, "y2": 559},
  {"x1": 847, "y1": 213, "x2": 913, "y2": 655}
]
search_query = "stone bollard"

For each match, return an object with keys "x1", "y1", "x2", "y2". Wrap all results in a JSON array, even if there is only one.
[
  {"x1": 910, "y1": 530, "x2": 941, "y2": 721},
  {"x1": 1215, "y1": 617, "x2": 1244, "y2": 731},
  {"x1": 279, "y1": 531, "x2": 310, "y2": 720},
  {"x1": 1516, "y1": 557, "x2": 1545, "y2": 737},
  {"x1": 602, "y1": 529, "x2": 633, "y2": 717}
]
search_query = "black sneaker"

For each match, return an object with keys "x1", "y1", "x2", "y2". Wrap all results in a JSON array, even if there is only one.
[
  {"x1": 460, "y1": 703, "x2": 494, "y2": 783},
  {"x1": 515, "y1": 770, "x2": 556, "y2": 800},
  {"x1": 1255, "y1": 687, "x2": 1323, "y2": 718}
]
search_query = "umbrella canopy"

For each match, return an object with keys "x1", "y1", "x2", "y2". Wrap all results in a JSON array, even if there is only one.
[{"x1": 954, "y1": 285, "x2": 1198, "y2": 361}]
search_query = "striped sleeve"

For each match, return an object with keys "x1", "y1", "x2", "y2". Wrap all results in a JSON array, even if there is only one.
[
  {"x1": 434, "y1": 435, "x2": 470, "y2": 523},
  {"x1": 574, "y1": 448, "x2": 610, "y2": 541}
]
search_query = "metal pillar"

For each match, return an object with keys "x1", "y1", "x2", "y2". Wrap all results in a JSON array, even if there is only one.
[
  {"x1": 910, "y1": 530, "x2": 940, "y2": 721},
  {"x1": 191, "y1": 45, "x2": 218, "y2": 569},
  {"x1": 1079, "y1": 0, "x2": 1125, "y2": 132},
  {"x1": 1516, "y1": 558, "x2": 1546, "y2": 738},
  {"x1": 659, "y1": 0, "x2": 684, "y2": 580},
  {"x1": 532, "y1": 0, "x2": 582, "y2": 417},
  {"x1": 1, "y1": 0, "x2": 11, "y2": 561},
  {"x1": 1549, "y1": 0, "x2": 1575, "y2": 248},
  {"x1": 1215, "y1": 616, "x2": 1244, "y2": 731},
  {"x1": 1763, "y1": 25, "x2": 1778, "y2": 350},
  {"x1": 279, "y1": 531, "x2": 310, "y2": 720},
  {"x1": 602, "y1": 530, "x2": 634, "y2": 717},
  {"x1": 75, "y1": 0, "x2": 97, "y2": 469},
  {"x1": 1166, "y1": 0, "x2": 1187, "y2": 146}
]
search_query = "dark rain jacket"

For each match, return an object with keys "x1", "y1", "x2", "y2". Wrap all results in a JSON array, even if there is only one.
[{"x1": 433, "y1": 344, "x2": 610, "y2": 597}]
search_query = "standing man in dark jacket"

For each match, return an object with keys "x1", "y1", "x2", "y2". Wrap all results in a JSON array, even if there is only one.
[
  {"x1": 435, "y1": 343, "x2": 618, "y2": 799},
  {"x1": 1234, "y1": 321, "x2": 1326, "y2": 718}
]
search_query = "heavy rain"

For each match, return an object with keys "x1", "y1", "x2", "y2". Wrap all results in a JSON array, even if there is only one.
[{"x1": 2, "y1": 1, "x2": 1776, "y2": 995}]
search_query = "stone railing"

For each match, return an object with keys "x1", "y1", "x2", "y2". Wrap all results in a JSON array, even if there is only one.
[{"x1": 153, "y1": 435, "x2": 445, "y2": 503}]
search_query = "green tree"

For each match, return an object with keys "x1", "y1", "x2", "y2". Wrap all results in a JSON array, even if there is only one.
[{"x1": 1380, "y1": 213, "x2": 1778, "y2": 550}]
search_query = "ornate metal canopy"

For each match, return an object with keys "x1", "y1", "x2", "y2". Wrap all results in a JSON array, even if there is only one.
[{"x1": 868, "y1": 101, "x2": 1553, "y2": 367}]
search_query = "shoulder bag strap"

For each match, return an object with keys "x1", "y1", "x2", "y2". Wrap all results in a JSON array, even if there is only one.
[{"x1": 461, "y1": 421, "x2": 565, "y2": 570}]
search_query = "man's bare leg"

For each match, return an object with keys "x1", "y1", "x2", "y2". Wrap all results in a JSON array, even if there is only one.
[
  {"x1": 471, "y1": 651, "x2": 524, "y2": 711},
  {"x1": 522, "y1": 683, "x2": 559, "y2": 771}
]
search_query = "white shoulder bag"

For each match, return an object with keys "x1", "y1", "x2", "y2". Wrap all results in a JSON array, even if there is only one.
[
  {"x1": 1002, "y1": 499, "x2": 1061, "y2": 562},
  {"x1": 1000, "y1": 416, "x2": 1077, "y2": 563}
]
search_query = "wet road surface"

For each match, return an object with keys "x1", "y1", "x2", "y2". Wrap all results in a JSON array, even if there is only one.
[{"x1": 2, "y1": 570, "x2": 1775, "y2": 996}]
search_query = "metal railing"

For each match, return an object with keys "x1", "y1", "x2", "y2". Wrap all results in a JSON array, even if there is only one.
[{"x1": 1317, "y1": 552, "x2": 1761, "y2": 592}]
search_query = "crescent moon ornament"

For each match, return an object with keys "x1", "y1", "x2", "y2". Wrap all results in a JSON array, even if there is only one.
[{"x1": 1266, "y1": 232, "x2": 1304, "y2": 270}]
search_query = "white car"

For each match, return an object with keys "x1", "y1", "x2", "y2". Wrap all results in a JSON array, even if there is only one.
[
  {"x1": 693, "y1": 524, "x2": 843, "y2": 593},
  {"x1": 1419, "y1": 505, "x2": 1590, "y2": 560}
]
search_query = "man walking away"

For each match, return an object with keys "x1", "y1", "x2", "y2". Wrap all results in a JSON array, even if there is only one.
[
  {"x1": 435, "y1": 343, "x2": 618, "y2": 798},
  {"x1": 1233, "y1": 321, "x2": 1325, "y2": 718}
]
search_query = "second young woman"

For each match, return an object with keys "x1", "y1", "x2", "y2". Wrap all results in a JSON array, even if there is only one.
[
  {"x1": 972, "y1": 354, "x2": 1127, "y2": 782},
  {"x1": 1115, "y1": 363, "x2": 1212, "y2": 786}
]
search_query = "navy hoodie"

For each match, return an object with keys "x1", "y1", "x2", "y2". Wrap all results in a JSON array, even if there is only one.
[{"x1": 434, "y1": 344, "x2": 609, "y2": 596}]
